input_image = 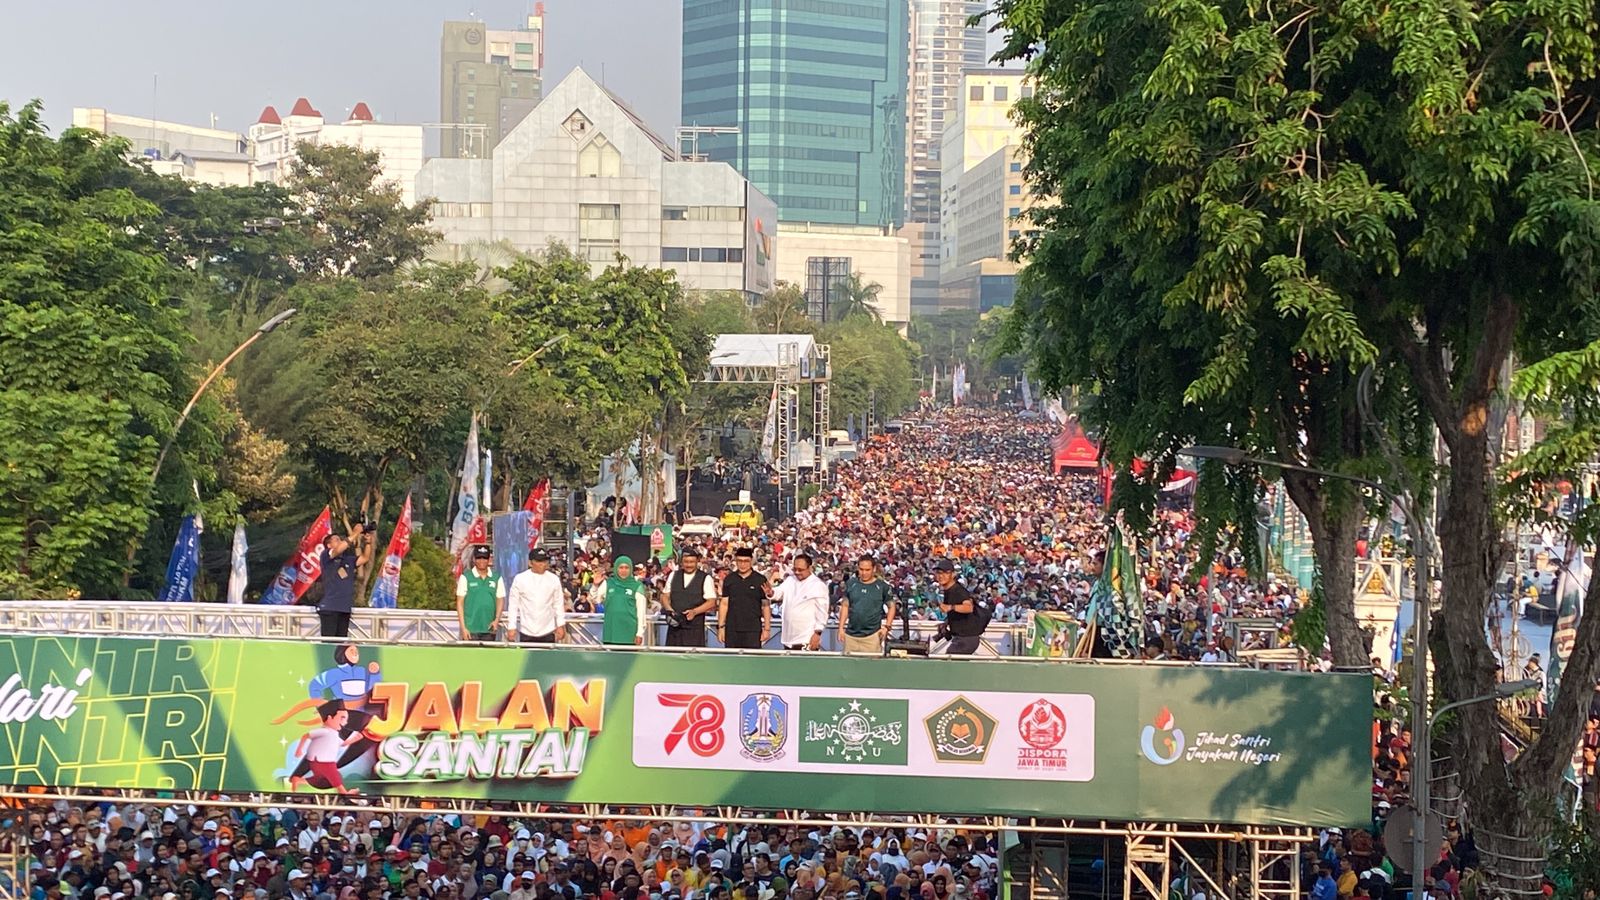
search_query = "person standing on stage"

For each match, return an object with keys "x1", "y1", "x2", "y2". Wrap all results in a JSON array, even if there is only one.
[
  {"x1": 316, "y1": 524, "x2": 372, "y2": 638},
  {"x1": 935, "y1": 557, "x2": 985, "y2": 655},
  {"x1": 776, "y1": 553, "x2": 830, "y2": 651},
  {"x1": 506, "y1": 548, "x2": 568, "y2": 643},
  {"x1": 455, "y1": 545, "x2": 504, "y2": 641},
  {"x1": 718, "y1": 546, "x2": 772, "y2": 649},
  {"x1": 663, "y1": 548, "x2": 719, "y2": 647},
  {"x1": 838, "y1": 555, "x2": 895, "y2": 655},
  {"x1": 598, "y1": 555, "x2": 649, "y2": 646}
]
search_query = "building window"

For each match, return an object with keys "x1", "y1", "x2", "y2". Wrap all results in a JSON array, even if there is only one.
[
  {"x1": 688, "y1": 248, "x2": 701, "y2": 262},
  {"x1": 994, "y1": 85, "x2": 1009, "y2": 102},
  {"x1": 1022, "y1": 84, "x2": 1034, "y2": 99},
  {"x1": 579, "y1": 203, "x2": 621, "y2": 260},
  {"x1": 578, "y1": 134, "x2": 621, "y2": 177},
  {"x1": 1009, "y1": 184, "x2": 1021, "y2": 195},
  {"x1": 1009, "y1": 207, "x2": 1021, "y2": 217},
  {"x1": 1009, "y1": 230, "x2": 1021, "y2": 239},
  {"x1": 662, "y1": 207, "x2": 688, "y2": 220},
  {"x1": 969, "y1": 85, "x2": 984, "y2": 101},
  {"x1": 728, "y1": 248, "x2": 744, "y2": 263},
  {"x1": 703, "y1": 248, "x2": 728, "y2": 263},
  {"x1": 1010, "y1": 161, "x2": 1022, "y2": 172},
  {"x1": 662, "y1": 247, "x2": 689, "y2": 262}
]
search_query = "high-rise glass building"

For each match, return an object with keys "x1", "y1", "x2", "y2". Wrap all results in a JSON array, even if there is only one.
[{"x1": 681, "y1": 0, "x2": 909, "y2": 228}]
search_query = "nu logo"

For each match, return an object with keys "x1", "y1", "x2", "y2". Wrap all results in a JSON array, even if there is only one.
[{"x1": 1139, "y1": 707, "x2": 1184, "y2": 765}]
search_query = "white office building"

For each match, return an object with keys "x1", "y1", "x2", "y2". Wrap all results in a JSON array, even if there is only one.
[
  {"x1": 416, "y1": 68, "x2": 778, "y2": 299},
  {"x1": 248, "y1": 99, "x2": 425, "y2": 205},
  {"x1": 939, "y1": 70, "x2": 1035, "y2": 311}
]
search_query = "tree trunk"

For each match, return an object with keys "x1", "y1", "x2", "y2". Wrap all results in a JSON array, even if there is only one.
[{"x1": 1281, "y1": 471, "x2": 1368, "y2": 669}]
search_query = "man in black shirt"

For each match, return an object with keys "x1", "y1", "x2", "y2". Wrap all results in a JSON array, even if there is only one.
[
  {"x1": 718, "y1": 547, "x2": 772, "y2": 649},
  {"x1": 317, "y1": 524, "x2": 372, "y2": 638},
  {"x1": 934, "y1": 558, "x2": 982, "y2": 655}
]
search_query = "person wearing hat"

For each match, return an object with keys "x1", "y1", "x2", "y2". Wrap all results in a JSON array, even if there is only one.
[
  {"x1": 933, "y1": 558, "x2": 983, "y2": 655},
  {"x1": 663, "y1": 548, "x2": 720, "y2": 647},
  {"x1": 317, "y1": 523, "x2": 373, "y2": 638},
  {"x1": 506, "y1": 548, "x2": 568, "y2": 644},
  {"x1": 595, "y1": 556, "x2": 648, "y2": 646},
  {"x1": 456, "y1": 546, "x2": 506, "y2": 641},
  {"x1": 718, "y1": 547, "x2": 773, "y2": 650},
  {"x1": 775, "y1": 554, "x2": 830, "y2": 651}
]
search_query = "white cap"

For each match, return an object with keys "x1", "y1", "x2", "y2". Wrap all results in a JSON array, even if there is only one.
[
  {"x1": 516, "y1": 829, "x2": 532, "y2": 840},
  {"x1": 206, "y1": 868, "x2": 222, "y2": 878},
  {"x1": 288, "y1": 869, "x2": 307, "y2": 881},
  {"x1": 369, "y1": 820, "x2": 383, "y2": 829},
  {"x1": 276, "y1": 838, "x2": 291, "y2": 847},
  {"x1": 522, "y1": 871, "x2": 537, "y2": 879},
  {"x1": 203, "y1": 820, "x2": 218, "y2": 831},
  {"x1": 140, "y1": 831, "x2": 154, "y2": 841},
  {"x1": 252, "y1": 852, "x2": 267, "y2": 861},
  {"x1": 94, "y1": 889, "x2": 111, "y2": 898}
]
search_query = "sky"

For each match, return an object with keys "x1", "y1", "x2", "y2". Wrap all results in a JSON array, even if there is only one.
[{"x1": 1, "y1": 1, "x2": 1010, "y2": 146}]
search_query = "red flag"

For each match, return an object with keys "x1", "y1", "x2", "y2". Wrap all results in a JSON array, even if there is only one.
[
  {"x1": 369, "y1": 494, "x2": 413, "y2": 608},
  {"x1": 451, "y1": 515, "x2": 489, "y2": 578},
  {"x1": 262, "y1": 506, "x2": 332, "y2": 605},
  {"x1": 523, "y1": 480, "x2": 551, "y2": 550}
]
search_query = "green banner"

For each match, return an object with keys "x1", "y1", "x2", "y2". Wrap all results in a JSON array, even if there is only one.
[
  {"x1": 1025, "y1": 611, "x2": 1080, "y2": 658},
  {"x1": 0, "y1": 636, "x2": 1370, "y2": 826}
]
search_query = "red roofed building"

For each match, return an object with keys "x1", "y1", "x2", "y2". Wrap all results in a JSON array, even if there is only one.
[
  {"x1": 287, "y1": 97, "x2": 321, "y2": 119},
  {"x1": 347, "y1": 102, "x2": 374, "y2": 122},
  {"x1": 257, "y1": 106, "x2": 281, "y2": 125}
]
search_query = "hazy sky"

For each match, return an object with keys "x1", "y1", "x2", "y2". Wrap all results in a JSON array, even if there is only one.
[{"x1": 2, "y1": 1, "x2": 1010, "y2": 144}]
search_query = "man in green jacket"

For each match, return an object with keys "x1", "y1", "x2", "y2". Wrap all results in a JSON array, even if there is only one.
[{"x1": 455, "y1": 546, "x2": 505, "y2": 640}]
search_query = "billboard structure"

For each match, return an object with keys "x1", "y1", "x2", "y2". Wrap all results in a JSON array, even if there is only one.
[
  {"x1": 0, "y1": 635, "x2": 1369, "y2": 827},
  {"x1": 744, "y1": 182, "x2": 777, "y2": 296}
]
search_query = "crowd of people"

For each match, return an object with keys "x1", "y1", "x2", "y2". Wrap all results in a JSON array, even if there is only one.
[
  {"x1": 12, "y1": 800, "x2": 1003, "y2": 900},
  {"x1": 534, "y1": 410, "x2": 1308, "y2": 663}
]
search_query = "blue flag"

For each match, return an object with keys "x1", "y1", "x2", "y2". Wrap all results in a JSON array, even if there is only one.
[
  {"x1": 492, "y1": 511, "x2": 535, "y2": 595},
  {"x1": 158, "y1": 514, "x2": 203, "y2": 602}
]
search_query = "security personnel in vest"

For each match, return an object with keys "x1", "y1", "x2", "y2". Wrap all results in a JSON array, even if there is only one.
[
  {"x1": 455, "y1": 545, "x2": 505, "y2": 641},
  {"x1": 664, "y1": 548, "x2": 718, "y2": 647}
]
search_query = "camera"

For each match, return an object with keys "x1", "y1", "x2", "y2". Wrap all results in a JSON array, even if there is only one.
[{"x1": 354, "y1": 518, "x2": 375, "y2": 534}]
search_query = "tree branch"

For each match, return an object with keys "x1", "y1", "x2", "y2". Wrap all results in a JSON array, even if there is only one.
[{"x1": 1395, "y1": 333, "x2": 1460, "y2": 447}]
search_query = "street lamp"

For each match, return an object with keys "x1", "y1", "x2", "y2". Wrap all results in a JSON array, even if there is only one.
[
  {"x1": 1179, "y1": 442, "x2": 1434, "y2": 888},
  {"x1": 150, "y1": 308, "x2": 298, "y2": 485},
  {"x1": 507, "y1": 333, "x2": 568, "y2": 376}
]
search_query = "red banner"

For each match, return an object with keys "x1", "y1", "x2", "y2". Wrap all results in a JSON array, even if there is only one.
[
  {"x1": 524, "y1": 479, "x2": 551, "y2": 550},
  {"x1": 369, "y1": 494, "x2": 413, "y2": 609},
  {"x1": 451, "y1": 515, "x2": 489, "y2": 578},
  {"x1": 261, "y1": 506, "x2": 332, "y2": 605}
]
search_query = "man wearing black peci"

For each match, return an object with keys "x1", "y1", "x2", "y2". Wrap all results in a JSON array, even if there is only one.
[
  {"x1": 718, "y1": 546, "x2": 772, "y2": 649},
  {"x1": 664, "y1": 548, "x2": 719, "y2": 647}
]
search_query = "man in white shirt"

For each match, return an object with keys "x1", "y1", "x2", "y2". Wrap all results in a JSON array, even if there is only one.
[
  {"x1": 776, "y1": 554, "x2": 829, "y2": 651},
  {"x1": 506, "y1": 549, "x2": 567, "y2": 643}
]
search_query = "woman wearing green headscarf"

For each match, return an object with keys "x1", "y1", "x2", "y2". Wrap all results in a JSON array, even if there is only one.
[{"x1": 599, "y1": 556, "x2": 649, "y2": 646}]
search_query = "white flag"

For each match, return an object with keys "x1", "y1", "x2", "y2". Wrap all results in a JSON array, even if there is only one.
[
  {"x1": 482, "y1": 448, "x2": 494, "y2": 516},
  {"x1": 450, "y1": 416, "x2": 481, "y2": 553},
  {"x1": 226, "y1": 522, "x2": 248, "y2": 605},
  {"x1": 760, "y1": 386, "x2": 779, "y2": 466},
  {"x1": 1021, "y1": 373, "x2": 1034, "y2": 410}
]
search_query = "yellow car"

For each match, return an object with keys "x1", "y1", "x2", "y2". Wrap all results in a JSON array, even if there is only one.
[{"x1": 720, "y1": 500, "x2": 764, "y2": 529}]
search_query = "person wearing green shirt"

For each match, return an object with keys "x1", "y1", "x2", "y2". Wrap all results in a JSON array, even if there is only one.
[
  {"x1": 837, "y1": 555, "x2": 896, "y2": 655},
  {"x1": 454, "y1": 546, "x2": 505, "y2": 641},
  {"x1": 599, "y1": 556, "x2": 649, "y2": 646}
]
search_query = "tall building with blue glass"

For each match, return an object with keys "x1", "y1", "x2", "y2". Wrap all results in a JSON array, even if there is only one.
[{"x1": 681, "y1": 0, "x2": 909, "y2": 228}]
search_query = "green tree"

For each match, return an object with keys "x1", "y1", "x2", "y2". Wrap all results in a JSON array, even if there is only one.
[
  {"x1": 993, "y1": 0, "x2": 1600, "y2": 876},
  {"x1": 831, "y1": 273, "x2": 884, "y2": 323},
  {"x1": 753, "y1": 282, "x2": 812, "y2": 333},
  {"x1": 821, "y1": 317, "x2": 920, "y2": 425},
  {"x1": 285, "y1": 142, "x2": 437, "y2": 280},
  {"x1": 275, "y1": 263, "x2": 504, "y2": 553},
  {"x1": 487, "y1": 244, "x2": 705, "y2": 496},
  {"x1": 0, "y1": 102, "x2": 202, "y2": 597}
]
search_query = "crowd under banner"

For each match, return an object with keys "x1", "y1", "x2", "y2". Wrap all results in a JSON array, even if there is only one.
[{"x1": 0, "y1": 635, "x2": 1370, "y2": 827}]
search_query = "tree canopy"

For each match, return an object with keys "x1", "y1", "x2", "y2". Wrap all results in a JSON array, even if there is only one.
[{"x1": 993, "y1": 0, "x2": 1600, "y2": 873}]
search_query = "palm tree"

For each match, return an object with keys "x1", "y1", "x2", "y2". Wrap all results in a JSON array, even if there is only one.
[{"x1": 832, "y1": 272, "x2": 884, "y2": 323}]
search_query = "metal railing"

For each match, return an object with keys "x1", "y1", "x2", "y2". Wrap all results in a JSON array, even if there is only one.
[{"x1": 0, "y1": 600, "x2": 1031, "y2": 656}]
